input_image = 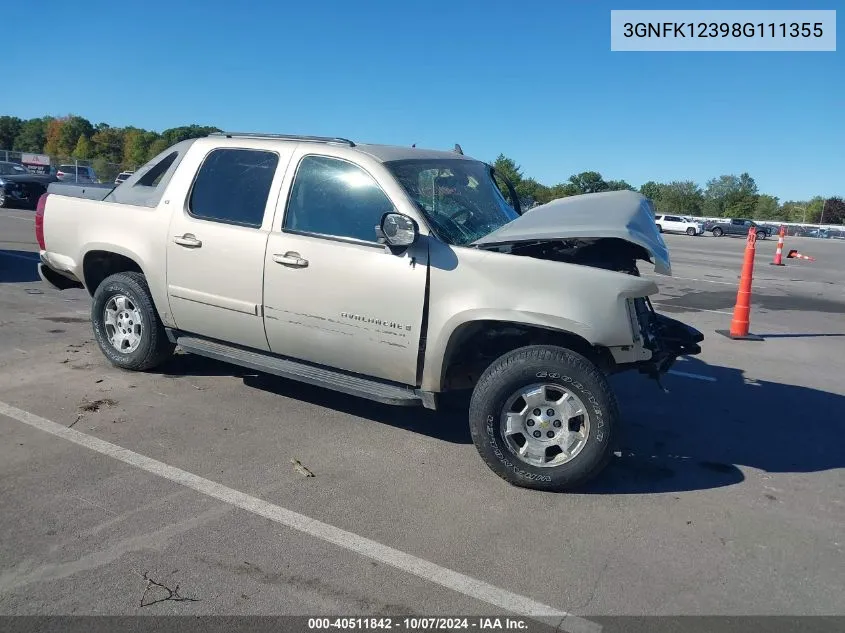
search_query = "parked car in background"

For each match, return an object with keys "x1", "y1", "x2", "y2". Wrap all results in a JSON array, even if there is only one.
[
  {"x1": 114, "y1": 170, "x2": 135, "y2": 185},
  {"x1": 708, "y1": 218, "x2": 769, "y2": 238},
  {"x1": 654, "y1": 214, "x2": 704, "y2": 236},
  {"x1": 56, "y1": 165, "x2": 98, "y2": 183},
  {"x1": 0, "y1": 161, "x2": 57, "y2": 208}
]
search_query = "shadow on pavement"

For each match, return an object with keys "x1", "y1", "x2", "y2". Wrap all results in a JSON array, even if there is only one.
[
  {"x1": 156, "y1": 352, "x2": 472, "y2": 444},
  {"x1": 0, "y1": 250, "x2": 40, "y2": 283},
  {"x1": 156, "y1": 351, "x2": 845, "y2": 482},
  {"x1": 584, "y1": 355, "x2": 845, "y2": 494},
  {"x1": 243, "y1": 373, "x2": 472, "y2": 444},
  {"x1": 159, "y1": 352, "x2": 259, "y2": 379}
]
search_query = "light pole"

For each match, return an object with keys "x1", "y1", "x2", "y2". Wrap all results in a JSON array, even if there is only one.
[
  {"x1": 819, "y1": 198, "x2": 827, "y2": 227},
  {"x1": 794, "y1": 205, "x2": 806, "y2": 224}
]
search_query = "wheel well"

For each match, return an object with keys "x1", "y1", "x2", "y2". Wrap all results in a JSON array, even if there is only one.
[
  {"x1": 440, "y1": 321, "x2": 614, "y2": 392},
  {"x1": 82, "y1": 251, "x2": 143, "y2": 296}
]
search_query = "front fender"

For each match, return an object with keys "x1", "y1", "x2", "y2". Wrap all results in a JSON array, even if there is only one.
[
  {"x1": 420, "y1": 244, "x2": 659, "y2": 391},
  {"x1": 422, "y1": 310, "x2": 596, "y2": 391}
]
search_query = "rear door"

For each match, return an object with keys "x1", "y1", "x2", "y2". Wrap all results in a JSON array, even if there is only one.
[
  {"x1": 664, "y1": 215, "x2": 682, "y2": 232},
  {"x1": 166, "y1": 146, "x2": 291, "y2": 351},
  {"x1": 730, "y1": 219, "x2": 748, "y2": 235}
]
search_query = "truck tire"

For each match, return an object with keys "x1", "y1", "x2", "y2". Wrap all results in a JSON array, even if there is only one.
[
  {"x1": 91, "y1": 272, "x2": 174, "y2": 371},
  {"x1": 468, "y1": 345, "x2": 618, "y2": 492}
]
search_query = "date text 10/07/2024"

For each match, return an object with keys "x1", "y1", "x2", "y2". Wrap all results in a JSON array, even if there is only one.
[
  {"x1": 622, "y1": 22, "x2": 824, "y2": 39},
  {"x1": 307, "y1": 617, "x2": 530, "y2": 630}
]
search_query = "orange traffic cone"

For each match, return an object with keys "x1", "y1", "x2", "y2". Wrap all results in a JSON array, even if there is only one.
[
  {"x1": 717, "y1": 228, "x2": 764, "y2": 341},
  {"x1": 787, "y1": 249, "x2": 815, "y2": 262},
  {"x1": 770, "y1": 225, "x2": 786, "y2": 266}
]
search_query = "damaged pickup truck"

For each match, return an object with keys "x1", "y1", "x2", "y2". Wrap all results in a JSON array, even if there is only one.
[{"x1": 35, "y1": 132, "x2": 703, "y2": 491}]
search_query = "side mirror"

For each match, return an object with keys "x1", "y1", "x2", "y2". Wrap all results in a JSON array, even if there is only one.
[{"x1": 376, "y1": 212, "x2": 418, "y2": 247}]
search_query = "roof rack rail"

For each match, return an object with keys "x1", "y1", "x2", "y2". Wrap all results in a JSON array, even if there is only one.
[{"x1": 209, "y1": 132, "x2": 356, "y2": 147}]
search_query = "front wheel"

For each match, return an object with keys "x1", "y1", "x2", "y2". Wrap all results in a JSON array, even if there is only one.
[
  {"x1": 468, "y1": 345, "x2": 618, "y2": 492},
  {"x1": 91, "y1": 272, "x2": 175, "y2": 371},
  {"x1": 712, "y1": 227, "x2": 723, "y2": 237},
  {"x1": 686, "y1": 227, "x2": 696, "y2": 236}
]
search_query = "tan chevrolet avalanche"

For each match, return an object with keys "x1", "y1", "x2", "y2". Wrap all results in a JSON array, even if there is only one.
[{"x1": 35, "y1": 132, "x2": 703, "y2": 491}]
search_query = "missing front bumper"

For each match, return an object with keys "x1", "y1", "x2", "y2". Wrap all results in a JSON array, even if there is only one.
[{"x1": 634, "y1": 297, "x2": 704, "y2": 379}]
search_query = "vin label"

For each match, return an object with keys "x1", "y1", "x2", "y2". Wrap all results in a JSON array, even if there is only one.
[{"x1": 610, "y1": 10, "x2": 836, "y2": 51}]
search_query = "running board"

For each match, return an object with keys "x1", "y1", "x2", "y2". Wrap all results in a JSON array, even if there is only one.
[{"x1": 172, "y1": 332, "x2": 422, "y2": 407}]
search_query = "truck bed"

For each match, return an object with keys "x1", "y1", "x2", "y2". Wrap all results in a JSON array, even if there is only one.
[{"x1": 46, "y1": 182, "x2": 116, "y2": 201}]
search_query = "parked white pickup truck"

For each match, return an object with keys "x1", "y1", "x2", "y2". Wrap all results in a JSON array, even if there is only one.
[{"x1": 36, "y1": 132, "x2": 703, "y2": 491}]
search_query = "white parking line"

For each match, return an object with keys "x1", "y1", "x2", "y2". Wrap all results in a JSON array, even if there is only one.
[
  {"x1": 651, "y1": 302, "x2": 734, "y2": 316},
  {"x1": 668, "y1": 370, "x2": 717, "y2": 382},
  {"x1": 646, "y1": 274, "x2": 767, "y2": 290},
  {"x1": 646, "y1": 274, "x2": 736, "y2": 286},
  {"x1": 0, "y1": 400, "x2": 598, "y2": 633}
]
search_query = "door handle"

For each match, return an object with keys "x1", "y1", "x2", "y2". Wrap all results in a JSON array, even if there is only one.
[
  {"x1": 173, "y1": 234, "x2": 202, "y2": 248},
  {"x1": 272, "y1": 252, "x2": 309, "y2": 268}
]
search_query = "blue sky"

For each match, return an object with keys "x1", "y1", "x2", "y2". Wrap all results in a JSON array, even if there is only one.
[{"x1": 2, "y1": 0, "x2": 841, "y2": 201}]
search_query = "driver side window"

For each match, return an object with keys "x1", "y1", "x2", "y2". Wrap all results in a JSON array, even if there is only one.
[{"x1": 284, "y1": 155, "x2": 392, "y2": 243}]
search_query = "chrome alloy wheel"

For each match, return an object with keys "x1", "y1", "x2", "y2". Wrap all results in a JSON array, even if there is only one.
[
  {"x1": 500, "y1": 383, "x2": 590, "y2": 467},
  {"x1": 103, "y1": 294, "x2": 143, "y2": 353}
]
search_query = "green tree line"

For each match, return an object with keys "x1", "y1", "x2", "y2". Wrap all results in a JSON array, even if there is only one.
[
  {"x1": 0, "y1": 114, "x2": 220, "y2": 182},
  {"x1": 495, "y1": 155, "x2": 843, "y2": 225},
  {"x1": 1, "y1": 114, "x2": 840, "y2": 224}
]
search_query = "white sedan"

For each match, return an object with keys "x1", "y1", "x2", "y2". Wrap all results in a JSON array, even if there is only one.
[{"x1": 654, "y1": 214, "x2": 704, "y2": 236}]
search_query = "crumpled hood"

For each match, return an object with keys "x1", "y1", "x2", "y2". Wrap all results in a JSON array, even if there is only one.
[{"x1": 472, "y1": 190, "x2": 671, "y2": 275}]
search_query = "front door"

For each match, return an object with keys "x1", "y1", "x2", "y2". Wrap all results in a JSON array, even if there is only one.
[
  {"x1": 263, "y1": 153, "x2": 427, "y2": 385},
  {"x1": 166, "y1": 146, "x2": 287, "y2": 351}
]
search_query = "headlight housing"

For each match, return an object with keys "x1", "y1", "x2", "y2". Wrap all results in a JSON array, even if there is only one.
[
  {"x1": 626, "y1": 298, "x2": 642, "y2": 342},
  {"x1": 627, "y1": 297, "x2": 659, "y2": 347}
]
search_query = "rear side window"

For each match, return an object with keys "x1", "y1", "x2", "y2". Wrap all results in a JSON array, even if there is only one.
[
  {"x1": 137, "y1": 152, "x2": 176, "y2": 187},
  {"x1": 188, "y1": 148, "x2": 279, "y2": 228},
  {"x1": 283, "y1": 155, "x2": 393, "y2": 243},
  {"x1": 666, "y1": 215, "x2": 681, "y2": 222}
]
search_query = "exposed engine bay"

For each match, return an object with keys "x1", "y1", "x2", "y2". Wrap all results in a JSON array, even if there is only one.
[
  {"x1": 477, "y1": 236, "x2": 704, "y2": 390},
  {"x1": 479, "y1": 237, "x2": 652, "y2": 276}
]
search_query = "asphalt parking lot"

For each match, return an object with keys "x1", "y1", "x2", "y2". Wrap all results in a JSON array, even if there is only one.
[{"x1": 1, "y1": 207, "x2": 843, "y2": 625}]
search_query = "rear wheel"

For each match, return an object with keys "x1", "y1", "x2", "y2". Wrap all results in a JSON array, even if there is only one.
[
  {"x1": 91, "y1": 272, "x2": 174, "y2": 371},
  {"x1": 468, "y1": 345, "x2": 618, "y2": 492},
  {"x1": 712, "y1": 227, "x2": 724, "y2": 237},
  {"x1": 0, "y1": 190, "x2": 7, "y2": 208},
  {"x1": 656, "y1": 224, "x2": 663, "y2": 233}
]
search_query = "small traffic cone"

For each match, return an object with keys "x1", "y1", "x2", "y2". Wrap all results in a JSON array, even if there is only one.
[
  {"x1": 786, "y1": 249, "x2": 815, "y2": 262},
  {"x1": 769, "y1": 225, "x2": 786, "y2": 266},
  {"x1": 717, "y1": 228, "x2": 764, "y2": 341}
]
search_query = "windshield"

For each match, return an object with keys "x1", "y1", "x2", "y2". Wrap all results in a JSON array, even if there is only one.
[
  {"x1": 0, "y1": 163, "x2": 27, "y2": 175},
  {"x1": 385, "y1": 158, "x2": 519, "y2": 246}
]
